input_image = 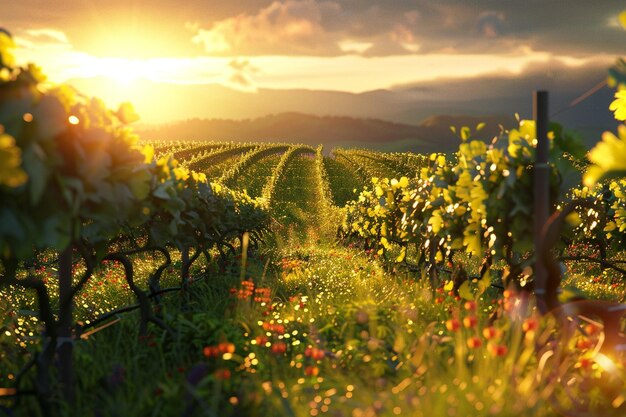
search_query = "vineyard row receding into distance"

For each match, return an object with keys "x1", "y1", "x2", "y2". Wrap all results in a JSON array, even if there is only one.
[{"x1": 2, "y1": 30, "x2": 626, "y2": 417}]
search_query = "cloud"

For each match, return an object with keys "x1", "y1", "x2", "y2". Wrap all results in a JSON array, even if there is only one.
[
  {"x1": 338, "y1": 40, "x2": 373, "y2": 54},
  {"x1": 192, "y1": 0, "x2": 344, "y2": 56},
  {"x1": 24, "y1": 28, "x2": 70, "y2": 44},
  {"x1": 5, "y1": 0, "x2": 625, "y2": 60},
  {"x1": 190, "y1": 0, "x2": 626, "y2": 58},
  {"x1": 14, "y1": 28, "x2": 72, "y2": 51},
  {"x1": 227, "y1": 58, "x2": 259, "y2": 92},
  {"x1": 476, "y1": 12, "x2": 507, "y2": 39}
]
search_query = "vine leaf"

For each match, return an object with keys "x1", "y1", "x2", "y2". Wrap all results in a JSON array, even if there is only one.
[
  {"x1": 458, "y1": 281, "x2": 473, "y2": 300},
  {"x1": 584, "y1": 125, "x2": 626, "y2": 186}
]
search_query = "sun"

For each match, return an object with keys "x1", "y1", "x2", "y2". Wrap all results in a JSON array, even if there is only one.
[
  {"x1": 93, "y1": 57, "x2": 147, "y2": 85},
  {"x1": 65, "y1": 56, "x2": 153, "y2": 87},
  {"x1": 70, "y1": 25, "x2": 175, "y2": 85}
]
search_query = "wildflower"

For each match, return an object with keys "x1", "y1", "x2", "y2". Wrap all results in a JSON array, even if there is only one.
[
  {"x1": 482, "y1": 326, "x2": 500, "y2": 340},
  {"x1": 463, "y1": 316, "x2": 478, "y2": 329},
  {"x1": 203, "y1": 346, "x2": 220, "y2": 358},
  {"x1": 218, "y1": 342, "x2": 236, "y2": 354},
  {"x1": 304, "y1": 366, "x2": 319, "y2": 376},
  {"x1": 522, "y1": 318, "x2": 538, "y2": 332},
  {"x1": 467, "y1": 337, "x2": 482, "y2": 349},
  {"x1": 255, "y1": 335, "x2": 269, "y2": 346},
  {"x1": 463, "y1": 301, "x2": 477, "y2": 311},
  {"x1": 488, "y1": 344, "x2": 508, "y2": 357},
  {"x1": 215, "y1": 368, "x2": 231, "y2": 380},
  {"x1": 305, "y1": 347, "x2": 325, "y2": 360},
  {"x1": 445, "y1": 319, "x2": 461, "y2": 332},
  {"x1": 583, "y1": 323, "x2": 599, "y2": 336},
  {"x1": 271, "y1": 342, "x2": 287, "y2": 355},
  {"x1": 576, "y1": 358, "x2": 593, "y2": 370}
]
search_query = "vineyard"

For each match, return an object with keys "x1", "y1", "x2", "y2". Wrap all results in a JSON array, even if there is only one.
[{"x1": 2, "y1": 28, "x2": 626, "y2": 417}]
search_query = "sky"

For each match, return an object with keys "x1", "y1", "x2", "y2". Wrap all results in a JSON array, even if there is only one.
[{"x1": 3, "y1": 1, "x2": 626, "y2": 123}]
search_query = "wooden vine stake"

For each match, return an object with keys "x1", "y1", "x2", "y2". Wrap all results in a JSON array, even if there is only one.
[
  {"x1": 533, "y1": 91, "x2": 550, "y2": 312},
  {"x1": 240, "y1": 232, "x2": 249, "y2": 282},
  {"x1": 57, "y1": 246, "x2": 75, "y2": 403}
]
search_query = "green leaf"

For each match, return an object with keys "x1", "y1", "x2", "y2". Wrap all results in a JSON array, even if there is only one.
[
  {"x1": 477, "y1": 270, "x2": 491, "y2": 294},
  {"x1": 609, "y1": 90, "x2": 626, "y2": 121},
  {"x1": 0, "y1": 31, "x2": 16, "y2": 69},
  {"x1": 21, "y1": 145, "x2": 48, "y2": 205},
  {"x1": 168, "y1": 219, "x2": 178, "y2": 236},
  {"x1": 116, "y1": 102, "x2": 140, "y2": 124},
  {"x1": 460, "y1": 126, "x2": 471, "y2": 142},
  {"x1": 463, "y1": 235, "x2": 481, "y2": 255},
  {"x1": 0, "y1": 133, "x2": 28, "y2": 188},
  {"x1": 0, "y1": 208, "x2": 24, "y2": 240},
  {"x1": 153, "y1": 185, "x2": 171, "y2": 200},
  {"x1": 584, "y1": 125, "x2": 626, "y2": 186},
  {"x1": 128, "y1": 169, "x2": 151, "y2": 199},
  {"x1": 458, "y1": 280, "x2": 473, "y2": 300},
  {"x1": 396, "y1": 247, "x2": 406, "y2": 262}
]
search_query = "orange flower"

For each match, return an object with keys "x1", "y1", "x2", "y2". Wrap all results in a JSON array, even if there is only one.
[
  {"x1": 445, "y1": 319, "x2": 461, "y2": 332},
  {"x1": 584, "y1": 323, "x2": 599, "y2": 336},
  {"x1": 467, "y1": 337, "x2": 482, "y2": 349},
  {"x1": 305, "y1": 347, "x2": 325, "y2": 360},
  {"x1": 488, "y1": 344, "x2": 508, "y2": 357},
  {"x1": 482, "y1": 326, "x2": 500, "y2": 340},
  {"x1": 271, "y1": 342, "x2": 287, "y2": 355},
  {"x1": 218, "y1": 342, "x2": 236, "y2": 354},
  {"x1": 255, "y1": 335, "x2": 269, "y2": 346},
  {"x1": 463, "y1": 316, "x2": 478, "y2": 329},
  {"x1": 304, "y1": 366, "x2": 319, "y2": 376},
  {"x1": 215, "y1": 368, "x2": 231, "y2": 380},
  {"x1": 576, "y1": 358, "x2": 593, "y2": 370},
  {"x1": 203, "y1": 346, "x2": 219, "y2": 358},
  {"x1": 463, "y1": 301, "x2": 477, "y2": 311},
  {"x1": 522, "y1": 318, "x2": 538, "y2": 332}
]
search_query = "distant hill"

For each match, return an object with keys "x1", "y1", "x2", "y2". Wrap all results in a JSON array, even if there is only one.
[
  {"x1": 68, "y1": 59, "x2": 618, "y2": 152},
  {"x1": 136, "y1": 112, "x2": 517, "y2": 153}
]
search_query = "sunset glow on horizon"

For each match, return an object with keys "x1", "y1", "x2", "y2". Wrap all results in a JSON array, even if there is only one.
[{"x1": 5, "y1": 1, "x2": 626, "y2": 124}]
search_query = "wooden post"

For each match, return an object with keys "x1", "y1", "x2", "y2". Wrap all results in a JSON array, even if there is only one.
[
  {"x1": 57, "y1": 246, "x2": 75, "y2": 403},
  {"x1": 533, "y1": 91, "x2": 550, "y2": 311}
]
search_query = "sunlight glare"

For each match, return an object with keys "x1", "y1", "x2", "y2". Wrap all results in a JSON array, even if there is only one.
[
  {"x1": 594, "y1": 353, "x2": 618, "y2": 373},
  {"x1": 88, "y1": 57, "x2": 147, "y2": 85}
]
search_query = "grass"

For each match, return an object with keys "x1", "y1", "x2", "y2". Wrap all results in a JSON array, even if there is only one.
[{"x1": 1, "y1": 151, "x2": 626, "y2": 416}]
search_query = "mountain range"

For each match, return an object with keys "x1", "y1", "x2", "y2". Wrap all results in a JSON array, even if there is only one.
[
  {"x1": 135, "y1": 113, "x2": 518, "y2": 153},
  {"x1": 68, "y1": 60, "x2": 620, "y2": 152}
]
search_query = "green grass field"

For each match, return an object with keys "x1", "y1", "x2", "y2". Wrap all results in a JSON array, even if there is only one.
[{"x1": 2, "y1": 146, "x2": 625, "y2": 417}]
